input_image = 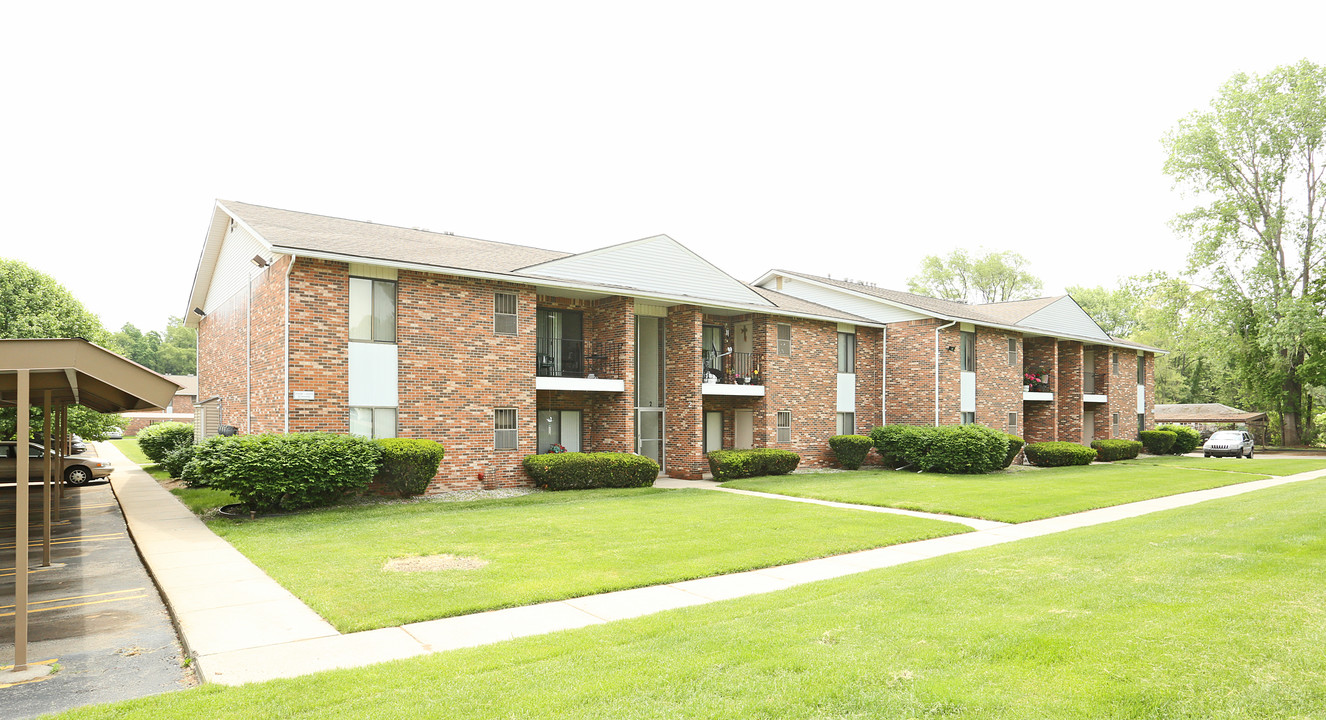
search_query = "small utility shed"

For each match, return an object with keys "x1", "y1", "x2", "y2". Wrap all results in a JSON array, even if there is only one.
[
  {"x1": 1154, "y1": 403, "x2": 1271, "y2": 447},
  {"x1": 0, "y1": 339, "x2": 178, "y2": 676}
]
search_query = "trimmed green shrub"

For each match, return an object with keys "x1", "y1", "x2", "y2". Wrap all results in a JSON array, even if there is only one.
[
  {"x1": 161, "y1": 443, "x2": 199, "y2": 480},
  {"x1": 136, "y1": 422, "x2": 195, "y2": 464},
  {"x1": 868, "y1": 425, "x2": 910, "y2": 468},
  {"x1": 1156, "y1": 424, "x2": 1201, "y2": 454},
  {"x1": 1091, "y1": 438, "x2": 1143, "y2": 462},
  {"x1": 186, "y1": 433, "x2": 382, "y2": 513},
  {"x1": 522, "y1": 452, "x2": 659, "y2": 490},
  {"x1": 828, "y1": 435, "x2": 873, "y2": 470},
  {"x1": 374, "y1": 438, "x2": 446, "y2": 498},
  {"x1": 1025, "y1": 441, "x2": 1097, "y2": 467},
  {"x1": 1139, "y1": 430, "x2": 1177, "y2": 455},
  {"x1": 707, "y1": 449, "x2": 802, "y2": 480},
  {"x1": 1004, "y1": 434, "x2": 1025, "y2": 468}
]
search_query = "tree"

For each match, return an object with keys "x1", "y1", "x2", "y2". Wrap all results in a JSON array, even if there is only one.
[
  {"x1": 0, "y1": 258, "x2": 121, "y2": 440},
  {"x1": 108, "y1": 316, "x2": 195, "y2": 375},
  {"x1": 1163, "y1": 60, "x2": 1326, "y2": 445},
  {"x1": 1065, "y1": 283, "x2": 1141, "y2": 338},
  {"x1": 907, "y1": 249, "x2": 1043, "y2": 304}
]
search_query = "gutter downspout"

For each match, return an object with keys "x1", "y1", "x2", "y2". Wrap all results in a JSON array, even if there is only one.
[
  {"x1": 881, "y1": 326, "x2": 887, "y2": 426},
  {"x1": 934, "y1": 321, "x2": 957, "y2": 426},
  {"x1": 246, "y1": 270, "x2": 252, "y2": 433},
  {"x1": 284, "y1": 255, "x2": 297, "y2": 433}
]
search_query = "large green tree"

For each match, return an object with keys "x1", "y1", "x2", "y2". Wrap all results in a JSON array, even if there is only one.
[
  {"x1": 0, "y1": 258, "x2": 121, "y2": 441},
  {"x1": 907, "y1": 249, "x2": 1043, "y2": 304},
  {"x1": 108, "y1": 316, "x2": 196, "y2": 375},
  {"x1": 1163, "y1": 60, "x2": 1326, "y2": 445}
]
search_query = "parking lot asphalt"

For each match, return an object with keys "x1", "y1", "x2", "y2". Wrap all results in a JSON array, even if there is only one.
[{"x1": 1, "y1": 452, "x2": 194, "y2": 719}]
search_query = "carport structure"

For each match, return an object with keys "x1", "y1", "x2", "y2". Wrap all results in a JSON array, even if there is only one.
[{"x1": 1, "y1": 339, "x2": 178, "y2": 676}]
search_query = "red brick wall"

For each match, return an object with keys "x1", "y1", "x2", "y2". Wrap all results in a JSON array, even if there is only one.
[
  {"x1": 664, "y1": 306, "x2": 704, "y2": 478},
  {"x1": 976, "y1": 328, "x2": 1022, "y2": 437},
  {"x1": 249, "y1": 255, "x2": 289, "y2": 433},
  {"x1": 287, "y1": 258, "x2": 350, "y2": 433},
  {"x1": 762, "y1": 316, "x2": 840, "y2": 467},
  {"x1": 397, "y1": 271, "x2": 537, "y2": 491},
  {"x1": 855, "y1": 327, "x2": 883, "y2": 434},
  {"x1": 1056, "y1": 340, "x2": 1084, "y2": 444},
  {"x1": 883, "y1": 318, "x2": 957, "y2": 426},
  {"x1": 1023, "y1": 337, "x2": 1058, "y2": 443},
  {"x1": 197, "y1": 282, "x2": 250, "y2": 433}
]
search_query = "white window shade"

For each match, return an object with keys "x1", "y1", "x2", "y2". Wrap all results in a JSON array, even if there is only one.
[{"x1": 349, "y1": 342, "x2": 398, "y2": 407}]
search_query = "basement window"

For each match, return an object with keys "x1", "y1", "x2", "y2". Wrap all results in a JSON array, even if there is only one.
[
  {"x1": 1007, "y1": 412, "x2": 1017, "y2": 435},
  {"x1": 776, "y1": 411, "x2": 791, "y2": 442},
  {"x1": 495, "y1": 408, "x2": 518, "y2": 450}
]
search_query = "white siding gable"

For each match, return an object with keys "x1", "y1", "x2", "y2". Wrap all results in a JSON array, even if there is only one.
[
  {"x1": 1018, "y1": 296, "x2": 1111, "y2": 342},
  {"x1": 767, "y1": 277, "x2": 927, "y2": 324},
  {"x1": 520, "y1": 235, "x2": 771, "y2": 306},
  {"x1": 202, "y1": 220, "x2": 270, "y2": 313}
]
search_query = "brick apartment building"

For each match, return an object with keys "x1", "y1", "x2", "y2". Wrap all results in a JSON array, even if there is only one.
[{"x1": 186, "y1": 201, "x2": 1161, "y2": 491}]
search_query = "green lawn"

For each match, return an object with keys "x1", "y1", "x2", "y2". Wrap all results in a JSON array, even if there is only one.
[
  {"x1": 1120, "y1": 455, "x2": 1326, "y2": 476},
  {"x1": 723, "y1": 464, "x2": 1273, "y2": 523},
  {"x1": 110, "y1": 437, "x2": 236, "y2": 513},
  {"x1": 55, "y1": 477, "x2": 1326, "y2": 719},
  {"x1": 205, "y1": 488, "x2": 967, "y2": 632}
]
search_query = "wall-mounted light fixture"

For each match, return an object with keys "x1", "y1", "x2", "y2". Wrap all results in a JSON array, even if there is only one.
[
  {"x1": 192, "y1": 307, "x2": 205, "y2": 317},
  {"x1": 251, "y1": 254, "x2": 270, "y2": 268}
]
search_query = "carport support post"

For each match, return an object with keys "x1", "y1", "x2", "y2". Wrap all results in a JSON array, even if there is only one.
[
  {"x1": 54, "y1": 404, "x2": 65, "y2": 521},
  {"x1": 42, "y1": 390, "x2": 52, "y2": 567},
  {"x1": 13, "y1": 369, "x2": 30, "y2": 671}
]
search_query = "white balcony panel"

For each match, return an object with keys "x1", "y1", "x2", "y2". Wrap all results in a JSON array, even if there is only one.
[
  {"x1": 1023, "y1": 391, "x2": 1054, "y2": 402},
  {"x1": 836, "y1": 373, "x2": 856, "y2": 412},
  {"x1": 701, "y1": 384, "x2": 766, "y2": 397},
  {"x1": 1137, "y1": 385, "x2": 1146, "y2": 413},
  {"x1": 349, "y1": 342, "x2": 398, "y2": 407},
  {"x1": 536, "y1": 377, "x2": 626, "y2": 393},
  {"x1": 1084, "y1": 394, "x2": 1108, "y2": 403},
  {"x1": 960, "y1": 371, "x2": 976, "y2": 412}
]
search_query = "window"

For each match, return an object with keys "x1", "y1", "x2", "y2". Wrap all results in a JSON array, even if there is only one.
[
  {"x1": 349, "y1": 277, "x2": 396, "y2": 342},
  {"x1": 1007, "y1": 337, "x2": 1017, "y2": 366},
  {"x1": 494, "y1": 293, "x2": 518, "y2": 335},
  {"x1": 776, "y1": 324, "x2": 791, "y2": 357},
  {"x1": 1007, "y1": 412, "x2": 1017, "y2": 434},
  {"x1": 836, "y1": 412, "x2": 855, "y2": 435},
  {"x1": 961, "y1": 411, "x2": 975, "y2": 425},
  {"x1": 960, "y1": 330, "x2": 976, "y2": 372},
  {"x1": 837, "y1": 332, "x2": 856, "y2": 373},
  {"x1": 349, "y1": 407, "x2": 396, "y2": 439},
  {"x1": 495, "y1": 409, "x2": 518, "y2": 450},
  {"x1": 1112, "y1": 413, "x2": 1119, "y2": 436},
  {"x1": 1138, "y1": 413, "x2": 1146, "y2": 432},
  {"x1": 1136, "y1": 355, "x2": 1145, "y2": 384},
  {"x1": 776, "y1": 411, "x2": 791, "y2": 442},
  {"x1": 1112, "y1": 352, "x2": 1119, "y2": 375}
]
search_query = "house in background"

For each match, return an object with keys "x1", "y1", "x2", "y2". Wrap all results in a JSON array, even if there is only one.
[
  {"x1": 185, "y1": 200, "x2": 1161, "y2": 491},
  {"x1": 121, "y1": 374, "x2": 196, "y2": 435},
  {"x1": 1155, "y1": 403, "x2": 1269, "y2": 447}
]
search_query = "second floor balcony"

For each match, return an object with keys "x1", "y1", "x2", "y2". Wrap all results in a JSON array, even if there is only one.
[
  {"x1": 702, "y1": 349, "x2": 766, "y2": 396},
  {"x1": 535, "y1": 337, "x2": 626, "y2": 392}
]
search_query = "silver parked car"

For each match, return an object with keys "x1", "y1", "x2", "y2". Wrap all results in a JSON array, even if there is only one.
[
  {"x1": 0, "y1": 441, "x2": 114, "y2": 485},
  {"x1": 1203, "y1": 430, "x2": 1254, "y2": 458}
]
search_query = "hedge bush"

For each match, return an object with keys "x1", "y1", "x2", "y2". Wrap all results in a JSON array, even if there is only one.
[
  {"x1": 136, "y1": 422, "x2": 195, "y2": 464},
  {"x1": 522, "y1": 452, "x2": 659, "y2": 490},
  {"x1": 1091, "y1": 438, "x2": 1143, "y2": 462},
  {"x1": 1156, "y1": 424, "x2": 1201, "y2": 454},
  {"x1": 1004, "y1": 434, "x2": 1025, "y2": 468},
  {"x1": 161, "y1": 443, "x2": 198, "y2": 480},
  {"x1": 374, "y1": 438, "x2": 446, "y2": 498},
  {"x1": 183, "y1": 433, "x2": 382, "y2": 513},
  {"x1": 868, "y1": 425, "x2": 910, "y2": 468},
  {"x1": 1139, "y1": 430, "x2": 1177, "y2": 455},
  {"x1": 828, "y1": 435, "x2": 873, "y2": 470},
  {"x1": 707, "y1": 449, "x2": 801, "y2": 480},
  {"x1": 1025, "y1": 441, "x2": 1097, "y2": 467}
]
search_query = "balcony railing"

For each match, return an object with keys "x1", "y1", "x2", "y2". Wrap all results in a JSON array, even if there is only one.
[
  {"x1": 702, "y1": 350, "x2": 765, "y2": 386},
  {"x1": 1084, "y1": 373, "x2": 1108, "y2": 395},
  {"x1": 1023, "y1": 371, "x2": 1052, "y2": 393},
  {"x1": 536, "y1": 338, "x2": 624, "y2": 380}
]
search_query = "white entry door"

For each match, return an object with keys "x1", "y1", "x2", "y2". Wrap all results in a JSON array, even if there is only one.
[
  {"x1": 734, "y1": 410, "x2": 754, "y2": 450},
  {"x1": 1082, "y1": 410, "x2": 1094, "y2": 446},
  {"x1": 704, "y1": 411, "x2": 723, "y2": 453}
]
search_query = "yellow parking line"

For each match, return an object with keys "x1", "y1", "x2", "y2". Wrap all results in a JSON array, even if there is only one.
[
  {"x1": 0, "y1": 566, "x2": 60, "y2": 578},
  {"x1": 0, "y1": 594, "x2": 149, "y2": 618},
  {"x1": 0, "y1": 588, "x2": 146, "y2": 611},
  {"x1": 0, "y1": 521, "x2": 73, "y2": 531},
  {"x1": 0, "y1": 532, "x2": 123, "y2": 550}
]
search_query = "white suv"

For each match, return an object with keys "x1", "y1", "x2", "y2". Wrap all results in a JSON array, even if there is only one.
[{"x1": 1202, "y1": 430, "x2": 1254, "y2": 459}]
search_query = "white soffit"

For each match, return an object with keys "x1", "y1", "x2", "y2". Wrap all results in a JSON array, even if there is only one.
[
  {"x1": 521, "y1": 235, "x2": 773, "y2": 307},
  {"x1": 1017, "y1": 296, "x2": 1111, "y2": 342}
]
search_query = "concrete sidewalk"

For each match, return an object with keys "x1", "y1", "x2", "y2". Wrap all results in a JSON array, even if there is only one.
[{"x1": 100, "y1": 443, "x2": 1326, "y2": 687}]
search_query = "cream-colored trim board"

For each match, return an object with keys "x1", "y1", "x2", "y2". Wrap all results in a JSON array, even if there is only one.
[{"x1": 348, "y1": 263, "x2": 398, "y2": 280}]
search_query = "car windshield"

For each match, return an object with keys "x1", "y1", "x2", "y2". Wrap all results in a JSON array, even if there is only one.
[{"x1": 1210, "y1": 431, "x2": 1243, "y2": 441}]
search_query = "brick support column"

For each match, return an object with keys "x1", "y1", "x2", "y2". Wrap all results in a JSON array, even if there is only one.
[
  {"x1": 664, "y1": 305, "x2": 704, "y2": 478},
  {"x1": 1056, "y1": 340, "x2": 1083, "y2": 444}
]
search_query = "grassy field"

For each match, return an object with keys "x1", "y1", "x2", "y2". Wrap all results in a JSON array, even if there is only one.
[
  {"x1": 1120, "y1": 455, "x2": 1326, "y2": 476},
  {"x1": 110, "y1": 438, "x2": 236, "y2": 513},
  {"x1": 56, "y1": 476, "x2": 1326, "y2": 718},
  {"x1": 205, "y1": 487, "x2": 967, "y2": 632},
  {"x1": 722, "y1": 463, "x2": 1279, "y2": 523}
]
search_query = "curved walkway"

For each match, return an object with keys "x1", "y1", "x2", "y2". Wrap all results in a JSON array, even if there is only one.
[{"x1": 99, "y1": 442, "x2": 1326, "y2": 687}]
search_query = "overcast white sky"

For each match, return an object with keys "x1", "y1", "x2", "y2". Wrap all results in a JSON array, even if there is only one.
[{"x1": 5, "y1": 1, "x2": 1325, "y2": 332}]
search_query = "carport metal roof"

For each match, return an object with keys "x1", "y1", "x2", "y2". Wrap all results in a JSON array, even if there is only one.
[{"x1": 1, "y1": 339, "x2": 179, "y2": 676}]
